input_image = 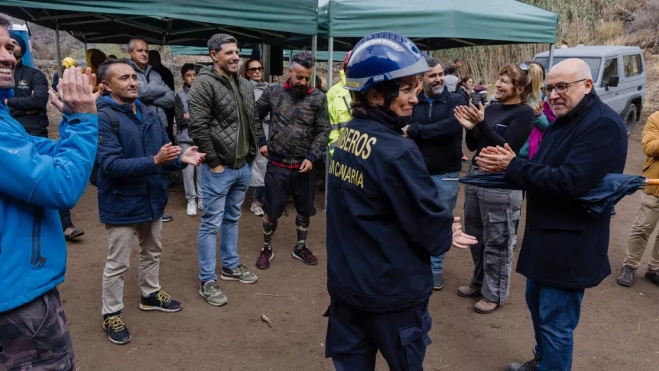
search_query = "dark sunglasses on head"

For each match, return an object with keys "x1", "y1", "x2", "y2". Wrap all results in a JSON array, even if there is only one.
[{"x1": 248, "y1": 67, "x2": 263, "y2": 72}]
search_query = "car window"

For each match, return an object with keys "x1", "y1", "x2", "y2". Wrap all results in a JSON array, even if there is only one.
[
  {"x1": 534, "y1": 56, "x2": 602, "y2": 82},
  {"x1": 623, "y1": 54, "x2": 643, "y2": 77},
  {"x1": 601, "y1": 58, "x2": 618, "y2": 87}
]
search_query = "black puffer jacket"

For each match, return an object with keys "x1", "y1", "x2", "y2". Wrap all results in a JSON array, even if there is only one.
[
  {"x1": 256, "y1": 79, "x2": 330, "y2": 165},
  {"x1": 7, "y1": 62, "x2": 49, "y2": 137},
  {"x1": 188, "y1": 66, "x2": 264, "y2": 169}
]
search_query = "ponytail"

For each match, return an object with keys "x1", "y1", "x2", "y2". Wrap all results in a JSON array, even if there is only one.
[{"x1": 525, "y1": 61, "x2": 546, "y2": 105}]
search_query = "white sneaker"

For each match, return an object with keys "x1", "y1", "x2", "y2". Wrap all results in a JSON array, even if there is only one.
[
  {"x1": 250, "y1": 201, "x2": 264, "y2": 216},
  {"x1": 187, "y1": 202, "x2": 198, "y2": 216}
]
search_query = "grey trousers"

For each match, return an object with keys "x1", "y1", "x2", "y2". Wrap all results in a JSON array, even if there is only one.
[
  {"x1": 464, "y1": 169, "x2": 522, "y2": 305},
  {"x1": 180, "y1": 142, "x2": 202, "y2": 202}
]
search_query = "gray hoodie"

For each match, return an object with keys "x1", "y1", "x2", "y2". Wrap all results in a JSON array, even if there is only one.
[{"x1": 128, "y1": 60, "x2": 175, "y2": 127}]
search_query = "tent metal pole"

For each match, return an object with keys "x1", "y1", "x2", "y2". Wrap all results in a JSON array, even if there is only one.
[
  {"x1": 548, "y1": 43, "x2": 555, "y2": 73},
  {"x1": 55, "y1": 23, "x2": 62, "y2": 75},
  {"x1": 263, "y1": 44, "x2": 271, "y2": 82},
  {"x1": 311, "y1": 36, "x2": 317, "y2": 85},
  {"x1": 324, "y1": 37, "x2": 334, "y2": 213}
]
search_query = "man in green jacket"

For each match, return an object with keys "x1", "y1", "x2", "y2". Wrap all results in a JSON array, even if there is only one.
[
  {"x1": 188, "y1": 33, "x2": 266, "y2": 307},
  {"x1": 326, "y1": 50, "x2": 352, "y2": 156}
]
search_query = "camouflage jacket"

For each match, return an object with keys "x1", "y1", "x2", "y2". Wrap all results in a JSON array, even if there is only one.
[{"x1": 256, "y1": 79, "x2": 330, "y2": 165}]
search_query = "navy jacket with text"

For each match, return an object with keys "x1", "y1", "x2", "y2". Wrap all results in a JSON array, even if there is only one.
[
  {"x1": 326, "y1": 113, "x2": 454, "y2": 313},
  {"x1": 95, "y1": 96, "x2": 185, "y2": 225},
  {"x1": 505, "y1": 93, "x2": 627, "y2": 289}
]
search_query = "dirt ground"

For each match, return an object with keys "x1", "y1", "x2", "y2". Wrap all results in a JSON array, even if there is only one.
[{"x1": 49, "y1": 116, "x2": 659, "y2": 371}]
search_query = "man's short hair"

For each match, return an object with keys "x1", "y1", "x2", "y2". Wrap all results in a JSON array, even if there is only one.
[
  {"x1": 207, "y1": 33, "x2": 237, "y2": 53},
  {"x1": 97, "y1": 58, "x2": 130, "y2": 82},
  {"x1": 419, "y1": 57, "x2": 442, "y2": 77},
  {"x1": 128, "y1": 39, "x2": 147, "y2": 51},
  {"x1": 454, "y1": 57, "x2": 463, "y2": 63},
  {"x1": 181, "y1": 63, "x2": 195, "y2": 77},
  {"x1": 0, "y1": 16, "x2": 11, "y2": 31},
  {"x1": 291, "y1": 51, "x2": 315, "y2": 69},
  {"x1": 446, "y1": 65, "x2": 457, "y2": 75}
]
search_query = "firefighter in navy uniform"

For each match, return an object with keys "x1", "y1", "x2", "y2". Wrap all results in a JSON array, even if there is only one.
[{"x1": 324, "y1": 32, "x2": 477, "y2": 370}]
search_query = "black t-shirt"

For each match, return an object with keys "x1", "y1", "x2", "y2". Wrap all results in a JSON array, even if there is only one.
[{"x1": 465, "y1": 103, "x2": 535, "y2": 165}]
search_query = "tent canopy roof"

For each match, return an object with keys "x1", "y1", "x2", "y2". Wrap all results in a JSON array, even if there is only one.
[
  {"x1": 0, "y1": 0, "x2": 319, "y2": 46},
  {"x1": 170, "y1": 46, "x2": 348, "y2": 62}
]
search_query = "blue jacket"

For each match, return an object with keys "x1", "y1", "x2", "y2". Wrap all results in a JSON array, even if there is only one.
[
  {"x1": 506, "y1": 93, "x2": 628, "y2": 289},
  {"x1": 326, "y1": 112, "x2": 454, "y2": 313},
  {"x1": 96, "y1": 96, "x2": 185, "y2": 225},
  {"x1": 0, "y1": 97, "x2": 98, "y2": 313}
]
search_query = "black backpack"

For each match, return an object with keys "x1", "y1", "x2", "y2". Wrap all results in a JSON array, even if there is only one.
[{"x1": 89, "y1": 107, "x2": 120, "y2": 187}]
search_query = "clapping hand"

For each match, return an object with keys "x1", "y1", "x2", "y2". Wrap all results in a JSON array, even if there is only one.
[
  {"x1": 475, "y1": 143, "x2": 516, "y2": 173},
  {"x1": 452, "y1": 217, "x2": 477, "y2": 249},
  {"x1": 454, "y1": 102, "x2": 485, "y2": 130},
  {"x1": 48, "y1": 67, "x2": 98, "y2": 115},
  {"x1": 180, "y1": 145, "x2": 206, "y2": 166},
  {"x1": 154, "y1": 143, "x2": 182, "y2": 165}
]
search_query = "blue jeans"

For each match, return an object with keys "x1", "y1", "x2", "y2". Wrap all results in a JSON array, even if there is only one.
[
  {"x1": 430, "y1": 172, "x2": 460, "y2": 275},
  {"x1": 197, "y1": 163, "x2": 252, "y2": 282},
  {"x1": 526, "y1": 279, "x2": 584, "y2": 371},
  {"x1": 253, "y1": 186, "x2": 265, "y2": 204}
]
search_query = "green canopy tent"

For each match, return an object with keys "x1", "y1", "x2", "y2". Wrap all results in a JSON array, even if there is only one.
[{"x1": 170, "y1": 45, "x2": 348, "y2": 62}]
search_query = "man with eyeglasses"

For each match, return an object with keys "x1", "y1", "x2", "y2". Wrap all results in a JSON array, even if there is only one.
[
  {"x1": 254, "y1": 51, "x2": 330, "y2": 269},
  {"x1": 475, "y1": 58, "x2": 627, "y2": 371}
]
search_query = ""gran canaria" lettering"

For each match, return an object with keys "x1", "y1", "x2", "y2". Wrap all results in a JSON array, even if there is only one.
[{"x1": 329, "y1": 159, "x2": 364, "y2": 188}]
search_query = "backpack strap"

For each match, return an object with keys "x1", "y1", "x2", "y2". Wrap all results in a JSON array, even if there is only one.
[{"x1": 98, "y1": 106, "x2": 121, "y2": 143}]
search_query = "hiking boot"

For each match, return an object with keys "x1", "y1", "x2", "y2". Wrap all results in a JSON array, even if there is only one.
[
  {"x1": 103, "y1": 312, "x2": 131, "y2": 345},
  {"x1": 250, "y1": 201, "x2": 265, "y2": 216},
  {"x1": 433, "y1": 273, "x2": 444, "y2": 290},
  {"x1": 256, "y1": 248, "x2": 274, "y2": 269},
  {"x1": 457, "y1": 283, "x2": 481, "y2": 297},
  {"x1": 506, "y1": 354, "x2": 541, "y2": 371},
  {"x1": 645, "y1": 269, "x2": 659, "y2": 286},
  {"x1": 221, "y1": 264, "x2": 258, "y2": 283},
  {"x1": 162, "y1": 214, "x2": 173, "y2": 222},
  {"x1": 187, "y1": 202, "x2": 197, "y2": 217},
  {"x1": 616, "y1": 265, "x2": 637, "y2": 287},
  {"x1": 64, "y1": 226, "x2": 84, "y2": 241},
  {"x1": 199, "y1": 280, "x2": 228, "y2": 306},
  {"x1": 292, "y1": 245, "x2": 318, "y2": 265},
  {"x1": 139, "y1": 291, "x2": 182, "y2": 312},
  {"x1": 474, "y1": 297, "x2": 499, "y2": 314}
]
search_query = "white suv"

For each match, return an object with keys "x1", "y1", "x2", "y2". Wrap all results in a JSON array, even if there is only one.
[{"x1": 534, "y1": 46, "x2": 646, "y2": 136}]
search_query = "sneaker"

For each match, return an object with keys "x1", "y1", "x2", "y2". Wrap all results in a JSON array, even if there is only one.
[
  {"x1": 461, "y1": 155, "x2": 470, "y2": 162},
  {"x1": 221, "y1": 264, "x2": 258, "y2": 283},
  {"x1": 506, "y1": 354, "x2": 541, "y2": 371},
  {"x1": 162, "y1": 214, "x2": 173, "y2": 222},
  {"x1": 616, "y1": 265, "x2": 637, "y2": 287},
  {"x1": 103, "y1": 313, "x2": 131, "y2": 345},
  {"x1": 474, "y1": 297, "x2": 499, "y2": 314},
  {"x1": 457, "y1": 283, "x2": 481, "y2": 297},
  {"x1": 139, "y1": 291, "x2": 182, "y2": 312},
  {"x1": 64, "y1": 226, "x2": 84, "y2": 241},
  {"x1": 292, "y1": 245, "x2": 318, "y2": 265},
  {"x1": 256, "y1": 248, "x2": 274, "y2": 269},
  {"x1": 250, "y1": 201, "x2": 265, "y2": 216},
  {"x1": 644, "y1": 269, "x2": 659, "y2": 286},
  {"x1": 198, "y1": 200, "x2": 203, "y2": 210},
  {"x1": 199, "y1": 280, "x2": 228, "y2": 306},
  {"x1": 187, "y1": 202, "x2": 198, "y2": 217},
  {"x1": 433, "y1": 273, "x2": 444, "y2": 290}
]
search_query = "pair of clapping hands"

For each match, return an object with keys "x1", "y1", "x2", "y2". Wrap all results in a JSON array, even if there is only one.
[{"x1": 49, "y1": 67, "x2": 204, "y2": 166}]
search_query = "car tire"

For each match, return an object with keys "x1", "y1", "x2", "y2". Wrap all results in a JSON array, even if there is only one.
[{"x1": 623, "y1": 103, "x2": 638, "y2": 137}]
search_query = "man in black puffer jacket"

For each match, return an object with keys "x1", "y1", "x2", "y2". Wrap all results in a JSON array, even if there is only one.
[{"x1": 7, "y1": 32, "x2": 48, "y2": 137}]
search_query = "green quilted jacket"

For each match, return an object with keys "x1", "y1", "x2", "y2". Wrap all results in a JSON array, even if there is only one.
[{"x1": 188, "y1": 66, "x2": 264, "y2": 169}]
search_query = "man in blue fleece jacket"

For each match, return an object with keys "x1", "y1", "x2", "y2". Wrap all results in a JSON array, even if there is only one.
[{"x1": 0, "y1": 16, "x2": 99, "y2": 370}]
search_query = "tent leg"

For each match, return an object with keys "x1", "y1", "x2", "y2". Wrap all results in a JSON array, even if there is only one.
[
  {"x1": 311, "y1": 36, "x2": 317, "y2": 86},
  {"x1": 263, "y1": 44, "x2": 271, "y2": 82},
  {"x1": 55, "y1": 24, "x2": 62, "y2": 74},
  {"x1": 324, "y1": 37, "x2": 334, "y2": 213},
  {"x1": 548, "y1": 44, "x2": 555, "y2": 73}
]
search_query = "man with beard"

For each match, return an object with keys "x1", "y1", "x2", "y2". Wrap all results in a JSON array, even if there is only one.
[
  {"x1": 189, "y1": 34, "x2": 265, "y2": 307},
  {"x1": 255, "y1": 51, "x2": 330, "y2": 269},
  {"x1": 0, "y1": 15, "x2": 99, "y2": 368},
  {"x1": 402, "y1": 57, "x2": 467, "y2": 290}
]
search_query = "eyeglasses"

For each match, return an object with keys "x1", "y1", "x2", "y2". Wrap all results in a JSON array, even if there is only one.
[
  {"x1": 518, "y1": 62, "x2": 529, "y2": 74},
  {"x1": 545, "y1": 79, "x2": 587, "y2": 95},
  {"x1": 248, "y1": 67, "x2": 263, "y2": 72}
]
